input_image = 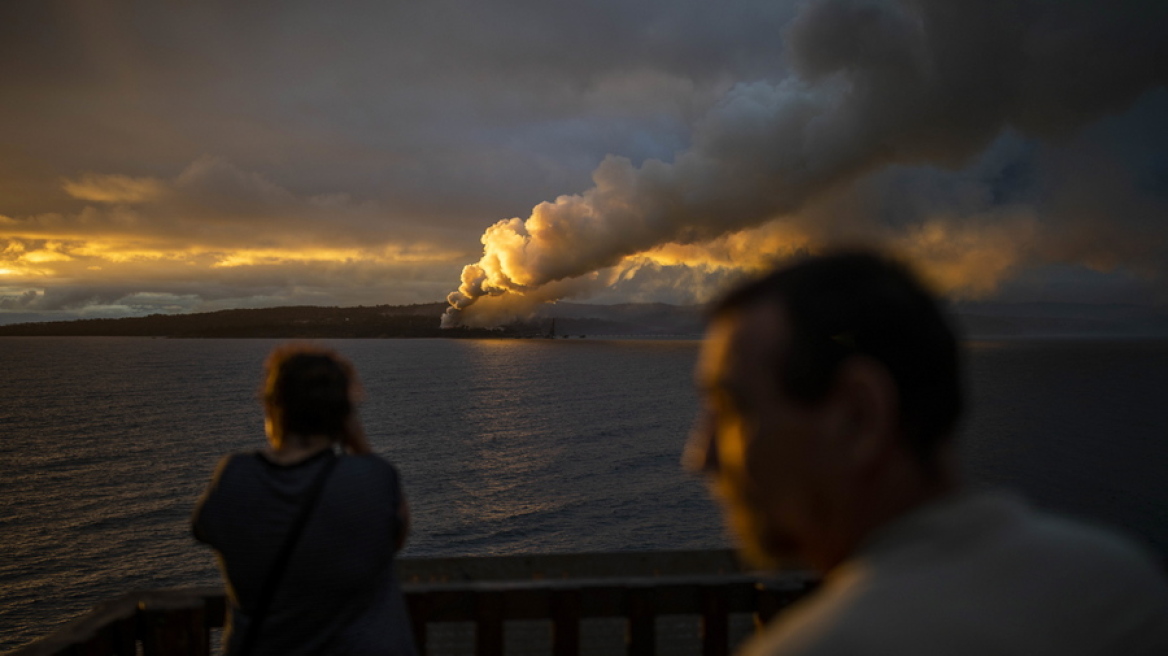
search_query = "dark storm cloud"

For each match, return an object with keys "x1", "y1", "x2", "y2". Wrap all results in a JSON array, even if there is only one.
[{"x1": 0, "y1": 0, "x2": 795, "y2": 224}]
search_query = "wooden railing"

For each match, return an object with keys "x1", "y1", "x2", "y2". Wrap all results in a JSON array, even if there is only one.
[
  {"x1": 405, "y1": 573, "x2": 816, "y2": 656},
  {"x1": 9, "y1": 551, "x2": 818, "y2": 656}
]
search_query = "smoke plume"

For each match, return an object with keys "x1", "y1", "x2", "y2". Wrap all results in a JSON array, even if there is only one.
[{"x1": 444, "y1": 0, "x2": 1168, "y2": 327}]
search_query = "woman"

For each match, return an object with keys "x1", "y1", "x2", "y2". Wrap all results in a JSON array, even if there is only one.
[{"x1": 193, "y1": 345, "x2": 416, "y2": 655}]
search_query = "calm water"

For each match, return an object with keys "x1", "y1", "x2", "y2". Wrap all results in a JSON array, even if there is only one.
[{"x1": 1, "y1": 337, "x2": 1166, "y2": 651}]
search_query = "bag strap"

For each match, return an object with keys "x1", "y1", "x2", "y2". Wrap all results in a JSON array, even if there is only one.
[{"x1": 237, "y1": 452, "x2": 340, "y2": 656}]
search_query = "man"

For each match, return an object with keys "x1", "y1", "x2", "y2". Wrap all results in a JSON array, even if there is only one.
[{"x1": 685, "y1": 251, "x2": 1168, "y2": 655}]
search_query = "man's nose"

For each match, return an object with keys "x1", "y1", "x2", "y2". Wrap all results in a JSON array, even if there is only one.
[{"x1": 682, "y1": 413, "x2": 719, "y2": 473}]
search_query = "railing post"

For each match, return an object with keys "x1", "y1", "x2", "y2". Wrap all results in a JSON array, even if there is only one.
[
  {"x1": 551, "y1": 588, "x2": 580, "y2": 656},
  {"x1": 700, "y1": 584, "x2": 729, "y2": 656},
  {"x1": 475, "y1": 590, "x2": 504, "y2": 656},
  {"x1": 137, "y1": 598, "x2": 207, "y2": 656},
  {"x1": 407, "y1": 591, "x2": 430, "y2": 654},
  {"x1": 69, "y1": 615, "x2": 136, "y2": 656},
  {"x1": 626, "y1": 586, "x2": 654, "y2": 656},
  {"x1": 754, "y1": 578, "x2": 816, "y2": 630}
]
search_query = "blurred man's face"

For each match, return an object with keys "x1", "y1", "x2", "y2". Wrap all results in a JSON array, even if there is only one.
[{"x1": 687, "y1": 302, "x2": 847, "y2": 569}]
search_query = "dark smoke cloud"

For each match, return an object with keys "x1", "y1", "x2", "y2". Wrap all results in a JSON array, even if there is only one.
[{"x1": 445, "y1": 0, "x2": 1168, "y2": 326}]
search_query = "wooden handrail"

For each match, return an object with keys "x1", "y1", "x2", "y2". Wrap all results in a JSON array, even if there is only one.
[
  {"x1": 8, "y1": 551, "x2": 819, "y2": 656},
  {"x1": 9, "y1": 587, "x2": 225, "y2": 656},
  {"x1": 8, "y1": 575, "x2": 815, "y2": 656}
]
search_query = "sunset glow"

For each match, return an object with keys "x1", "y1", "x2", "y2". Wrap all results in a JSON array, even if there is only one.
[{"x1": 0, "y1": 2, "x2": 1164, "y2": 325}]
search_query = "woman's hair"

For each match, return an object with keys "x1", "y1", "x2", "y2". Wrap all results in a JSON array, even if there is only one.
[{"x1": 262, "y1": 344, "x2": 361, "y2": 439}]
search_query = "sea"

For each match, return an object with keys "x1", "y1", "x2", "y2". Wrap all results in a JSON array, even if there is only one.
[{"x1": 1, "y1": 336, "x2": 1166, "y2": 651}]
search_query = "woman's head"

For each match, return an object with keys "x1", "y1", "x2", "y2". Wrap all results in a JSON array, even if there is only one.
[{"x1": 262, "y1": 344, "x2": 361, "y2": 442}]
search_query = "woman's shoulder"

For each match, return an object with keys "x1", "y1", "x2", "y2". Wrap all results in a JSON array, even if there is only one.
[
  {"x1": 205, "y1": 450, "x2": 270, "y2": 483},
  {"x1": 339, "y1": 452, "x2": 400, "y2": 479},
  {"x1": 336, "y1": 454, "x2": 404, "y2": 499},
  {"x1": 221, "y1": 450, "x2": 266, "y2": 469}
]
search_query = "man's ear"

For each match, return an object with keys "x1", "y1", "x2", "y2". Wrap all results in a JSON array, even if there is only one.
[{"x1": 823, "y1": 356, "x2": 900, "y2": 466}]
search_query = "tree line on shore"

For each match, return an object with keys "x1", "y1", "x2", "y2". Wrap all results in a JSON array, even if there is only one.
[{"x1": 0, "y1": 303, "x2": 528, "y2": 338}]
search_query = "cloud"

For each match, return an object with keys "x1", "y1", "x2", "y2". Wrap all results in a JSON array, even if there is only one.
[
  {"x1": 9, "y1": 155, "x2": 470, "y2": 249},
  {"x1": 63, "y1": 174, "x2": 166, "y2": 203},
  {"x1": 0, "y1": 1, "x2": 1164, "y2": 323},
  {"x1": 0, "y1": 1, "x2": 793, "y2": 228},
  {"x1": 443, "y1": 0, "x2": 1168, "y2": 326},
  {"x1": 0, "y1": 153, "x2": 475, "y2": 317},
  {"x1": 0, "y1": 289, "x2": 39, "y2": 310}
]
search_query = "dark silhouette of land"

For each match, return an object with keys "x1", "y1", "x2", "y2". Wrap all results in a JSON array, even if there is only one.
[
  {"x1": 0, "y1": 300, "x2": 1164, "y2": 339},
  {"x1": 0, "y1": 302, "x2": 710, "y2": 338},
  {"x1": 0, "y1": 303, "x2": 484, "y2": 338}
]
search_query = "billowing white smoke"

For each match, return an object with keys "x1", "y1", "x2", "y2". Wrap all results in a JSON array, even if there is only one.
[{"x1": 444, "y1": 0, "x2": 1167, "y2": 327}]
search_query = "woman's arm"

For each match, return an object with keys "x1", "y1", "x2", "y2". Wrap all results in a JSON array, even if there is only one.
[{"x1": 191, "y1": 454, "x2": 235, "y2": 545}]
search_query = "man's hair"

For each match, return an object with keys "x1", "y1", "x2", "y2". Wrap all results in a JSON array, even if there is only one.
[
  {"x1": 711, "y1": 251, "x2": 962, "y2": 461},
  {"x1": 262, "y1": 344, "x2": 360, "y2": 438}
]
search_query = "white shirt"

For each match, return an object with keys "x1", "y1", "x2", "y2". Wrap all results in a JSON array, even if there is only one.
[{"x1": 743, "y1": 491, "x2": 1168, "y2": 656}]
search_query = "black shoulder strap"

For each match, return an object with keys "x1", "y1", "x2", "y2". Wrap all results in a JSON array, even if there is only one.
[{"x1": 237, "y1": 452, "x2": 340, "y2": 656}]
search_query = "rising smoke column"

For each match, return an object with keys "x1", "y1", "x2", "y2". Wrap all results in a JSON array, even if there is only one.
[{"x1": 443, "y1": 0, "x2": 1168, "y2": 327}]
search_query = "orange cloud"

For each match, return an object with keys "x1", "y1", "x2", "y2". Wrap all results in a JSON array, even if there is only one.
[
  {"x1": 893, "y1": 216, "x2": 1036, "y2": 298},
  {"x1": 627, "y1": 221, "x2": 812, "y2": 273},
  {"x1": 62, "y1": 174, "x2": 166, "y2": 204}
]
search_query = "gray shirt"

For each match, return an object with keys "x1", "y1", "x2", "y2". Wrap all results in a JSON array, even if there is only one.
[
  {"x1": 743, "y1": 490, "x2": 1168, "y2": 656},
  {"x1": 193, "y1": 449, "x2": 416, "y2": 656}
]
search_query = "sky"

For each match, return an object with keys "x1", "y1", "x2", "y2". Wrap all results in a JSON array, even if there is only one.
[{"x1": 1, "y1": 0, "x2": 1166, "y2": 326}]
